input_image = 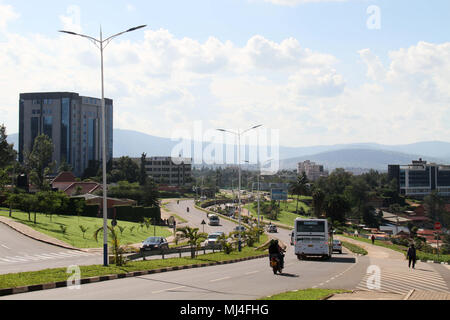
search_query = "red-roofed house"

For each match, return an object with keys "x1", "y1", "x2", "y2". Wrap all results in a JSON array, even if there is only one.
[{"x1": 51, "y1": 172, "x2": 101, "y2": 196}]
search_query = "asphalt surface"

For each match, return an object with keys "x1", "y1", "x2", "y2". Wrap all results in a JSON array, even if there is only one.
[
  {"x1": 0, "y1": 223, "x2": 102, "y2": 274},
  {"x1": 2, "y1": 200, "x2": 369, "y2": 300}
]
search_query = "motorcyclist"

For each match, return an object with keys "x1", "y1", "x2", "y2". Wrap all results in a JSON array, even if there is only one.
[{"x1": 268, "y1": 239, "x2": 285, "y2": 269}]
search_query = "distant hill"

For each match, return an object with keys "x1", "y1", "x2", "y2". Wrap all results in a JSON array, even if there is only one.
[
  {"x1": 279, "y1": 149, "x2": 448, "y2": 171},
  {"x1": 6, "y1": 129, "x2": 450, "y2": 171}
]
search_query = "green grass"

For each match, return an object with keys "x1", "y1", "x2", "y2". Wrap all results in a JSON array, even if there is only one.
[
  {"x1": 244, "y1": 201, "x2": 309, "y2": 228},
  {"x1": 0, "y1": 235, "x2": 269, "y2": 290},
  {"x1": 0, "y1": 209, "x2": 172, "y2": 249},
  {"x1": 260, "y1": 288, "x2": 350, "y2": 300},
  {"x1": 341, "y1": 241, "x2": 368, "y2": 255}
]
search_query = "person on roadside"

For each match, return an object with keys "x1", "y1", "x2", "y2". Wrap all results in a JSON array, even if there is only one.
[
  {"x1": 407, "y1": 243, "x2": 417, "y2": 269},
  {"x1": 371, "y1": 234, "x2": 375, "y2": 245}
]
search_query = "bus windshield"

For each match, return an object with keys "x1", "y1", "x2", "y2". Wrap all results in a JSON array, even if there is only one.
[{"x1": 296, "y1": 221, "x2": 325, "y2": 233}]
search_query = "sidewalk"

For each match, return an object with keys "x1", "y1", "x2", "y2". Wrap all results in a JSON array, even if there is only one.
[{"x1": 329, "y1": 289, "x2": 450, "y2": 300}]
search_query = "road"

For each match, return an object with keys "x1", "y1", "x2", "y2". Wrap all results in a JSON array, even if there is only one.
[
  {"x1": 0, "y1": 223, "x2": 101, "y2": 275},
  {"x1": 2, "y1": 199, "x2": 448, "y2": 300},
  {"x1": 2, "y1": 200, "x2": 369, "y2": 300}
]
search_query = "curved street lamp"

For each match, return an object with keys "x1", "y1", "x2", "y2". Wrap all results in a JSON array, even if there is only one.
[
  {"x1": 59, "y1": 25, "x2": 146, "y2": 266},
  {"x1": 217, "y1": 125, "x2": 263, "y2": 251}
]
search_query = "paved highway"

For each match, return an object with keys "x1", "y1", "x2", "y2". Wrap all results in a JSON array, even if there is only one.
[
  {"x1": 2, "y1": 200, "x2": 371, "y2": 300},
  {"x1": 0, "y1": 223, "x2": 102, "y2": 275}
]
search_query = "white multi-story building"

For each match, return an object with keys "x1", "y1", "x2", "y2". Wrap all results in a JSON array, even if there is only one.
[
  {"x1": 297, "y1": 160, "x2": 329, "y2": 181},
  {"x1": 129, "y1": 156, "x2": 192, "y2": 186}
]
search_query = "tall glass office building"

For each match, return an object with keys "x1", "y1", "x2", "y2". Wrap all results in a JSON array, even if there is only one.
[
  {"x1": 19, "y1": 92, "x2": 113, "y2": 177},
  {"x1": 388, "y1": 159, "x2": 450, "y2": 197}
]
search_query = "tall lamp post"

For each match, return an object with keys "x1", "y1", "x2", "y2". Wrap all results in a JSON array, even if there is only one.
[
  {"x1": 59, "y1": 25, "x2": 147, "y2": 266},
  {"x1": 217, "y1": 125, "x2": 262, "y2": 251},
  {"x1": 257, "y1": 158, "x2": 274, "y2": 229}
]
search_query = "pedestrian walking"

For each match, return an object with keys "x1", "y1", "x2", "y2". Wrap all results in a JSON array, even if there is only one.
[
  {"x1": 371, "y1": 234, "x2": 375, "y2": 245},
  {"x1": 407, "y1": 243, "x2": 417, "y2": 269}
]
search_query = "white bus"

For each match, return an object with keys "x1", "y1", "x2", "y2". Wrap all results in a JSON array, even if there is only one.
[{"x1": 294, "y1": 218, "x2": 333, "y2": 260}]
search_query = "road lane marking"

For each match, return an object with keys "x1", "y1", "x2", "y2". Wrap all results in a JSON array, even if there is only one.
[
  {"x1": 210, "y1": 277, "x2": 231, "y2": 282},
  {"x1": 245, "y1": 271, "x2": 260, "y2": 275},
  {"x1": 152, "y1": 286, "x2": 186, "y2": 294},
  {"x1": 1, "y1": 244, "x2": 11, "y2": 249}
]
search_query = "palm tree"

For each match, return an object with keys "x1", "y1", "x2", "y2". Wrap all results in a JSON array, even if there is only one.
[
  {"x1": 290, "y1": 172, "x2": 309, "y2": 215},
  {"x1": 176, "y1": 226, "x2": 208, "y2": 259},
  {"x1": 93, "y1": 226, "x2": 125, "y2": 266}
]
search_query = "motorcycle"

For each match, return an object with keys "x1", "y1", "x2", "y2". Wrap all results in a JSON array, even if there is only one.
[{"x1": 269, "y1": 254, "x2": 284, "y2": 274}]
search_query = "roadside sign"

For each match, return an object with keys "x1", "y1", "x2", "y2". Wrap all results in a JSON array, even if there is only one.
[
  {"x1": 271, "y1": 189, "x2": 288, "y2": 201},
  {"x1": 434, "y1": 222, "x2": 441, "y2": 230}
]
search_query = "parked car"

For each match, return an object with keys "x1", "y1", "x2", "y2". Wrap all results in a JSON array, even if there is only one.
[
  {"x1": 141, "y1": 237, "x2": 169, "y2": 251},
  {"x1": 332, "y1": 240, "x2": 342, "y2": 254},
  {"x1": 267, "y1": 224, "x2": 277, "y2": 233},
  {"x1": 204, "y1": 232, "x2": 224, "y2": 248},
  {"x1": 208, "y1": 214, "x2": 220, "y2": 226}
]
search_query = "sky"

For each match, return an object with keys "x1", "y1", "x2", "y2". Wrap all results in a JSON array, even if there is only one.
[{"x1": 0, "y1": 0, "x2": 449, "y2": 148}]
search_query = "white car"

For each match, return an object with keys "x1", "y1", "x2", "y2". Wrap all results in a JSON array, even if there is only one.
[
  {"x1": 208, "y1": 215, "x2": 220, "y2": 226},
  {"x1": 332, "y1": 240, "x2": 342, "y2": 254},
  {"x1": 204, "y1": 232, "x2": 224, "y2": 248}
]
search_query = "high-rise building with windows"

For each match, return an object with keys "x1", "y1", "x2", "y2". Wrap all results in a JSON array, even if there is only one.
[
  {"x1": 388, "y1": 159, "x2": 450, "y2": 197},
  {"x1": 19, "y1": 92, "x2": 113, "y2": 177},
  {"x1": 297, "y1": 160, "x2": 329, "y2": 181}
]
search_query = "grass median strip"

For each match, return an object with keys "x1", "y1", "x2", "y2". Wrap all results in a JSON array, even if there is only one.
[
  {"x1": 0, "y1": 241, "x2": 268, "y2": 291},
  {"x1": 341, "y1": 241, "x2": 368, "y2": 256},
  {"x1": 260, "y1": 289, "x2": 350, "y2": 300}
]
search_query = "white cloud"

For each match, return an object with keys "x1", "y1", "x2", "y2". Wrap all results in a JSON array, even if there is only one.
[
  {"x1": 0, "y1": 1, "x2": 19, "y2": 31},
  {"x1": 0, "y1": 4, "x2": 449, "y2": 148},
  {"x1": 59, "y1": 5, "x2": 82, "y2": 33}
]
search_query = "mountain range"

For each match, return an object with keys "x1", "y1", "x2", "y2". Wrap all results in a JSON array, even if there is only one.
[{"x1": 6, "y1": 129, "x2": 450, "y2": 172}]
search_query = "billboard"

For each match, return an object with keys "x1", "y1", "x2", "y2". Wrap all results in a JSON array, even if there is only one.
[{"x1": 271, "y1": 189, "x2": 288, "y2": 201}]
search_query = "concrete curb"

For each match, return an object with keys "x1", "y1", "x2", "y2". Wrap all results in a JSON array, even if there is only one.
[
  {"x1": 0, "y1": 217, "x2": 84, "y2": 253},
  {"x1": 0, "y1": 253, "x2": 269, "y2": 297}
]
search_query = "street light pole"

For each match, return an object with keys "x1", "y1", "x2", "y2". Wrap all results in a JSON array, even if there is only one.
[
  {"x1": 59, "y1": 24, "x2": 146, "y2": 266},
  {"x1": 217, "y1": 125, "x2": 262, "y2": 252}
]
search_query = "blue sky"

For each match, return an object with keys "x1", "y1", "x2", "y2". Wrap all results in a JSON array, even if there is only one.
[{"x1": 1, "y1": 0, "x2": 449, "y2": 147}]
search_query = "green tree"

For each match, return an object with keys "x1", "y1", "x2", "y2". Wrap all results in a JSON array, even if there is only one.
[
  {"x1": 324, "y1": 194, "x2": 351, "y2": 224},
  {"x1": 93, "y1": 226, "x2": 125, "y2": 266},
  {"x1": 176, "y1": 226, "x2": 208, "y2": 258},
  {"x1": 312, "y1": 188, "x2": 326, "y2": 218},
  {"x1": 424, "y1": 190, "x2": 445, "y2": 225},
  {"x1": 0, "y1": 124, "x2": 17, "y2": 168},
  {"x1": 141, "y1": 177, "x2": 160, "y2": 207},
  {"x1": 290, "y1": 172, "x2": 309, "y2": 215},
  {"x1": 24, "y1": 134, "x2": 55, "y2": 191},
  {"x1": 109, "y1": 156, "x2": 139, "y2": 183},
  {"x1": 139, "y1": 153, "x2": 147, "y2": 186}
]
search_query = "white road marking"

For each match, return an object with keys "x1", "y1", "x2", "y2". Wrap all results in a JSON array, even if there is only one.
[
  {"x1": 245, "y1": 271, "x2": 260, "y2": 275},
  {"x1": 152, "y1": 286, "x2": 186, "y2": 294},
  {"x1": 1, "y1": 244, "x2": 11, "y2": 250},
  {"x1": 210, "y1": 277, "x2": 231, "y2": 282}
]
